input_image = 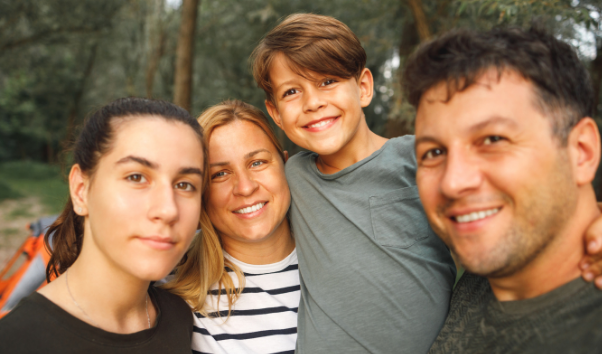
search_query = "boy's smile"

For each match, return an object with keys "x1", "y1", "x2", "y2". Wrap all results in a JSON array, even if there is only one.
[{"x1": 265, "y1": 53, "x2": 374, "y2": 161}]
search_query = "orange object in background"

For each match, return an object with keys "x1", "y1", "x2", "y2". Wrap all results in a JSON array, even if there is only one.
[{"x1": 0, "y1": 216, "x2": 57, "y2": 319}]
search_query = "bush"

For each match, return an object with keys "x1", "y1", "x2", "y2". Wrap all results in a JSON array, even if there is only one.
[
  {"x1": 0, "y1": 160, "x2": 63, "y2": 180},
  {"x1": 0, "y1": 180, "x2": 22, "y2": 201}
]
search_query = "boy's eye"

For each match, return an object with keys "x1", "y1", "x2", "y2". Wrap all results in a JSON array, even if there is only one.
[
  {"x1": 282, "y1": 88, "x2": 298, "y2": 98},
  {"x1": 175, "y1": 182, "x2": 195, "y2": 191},
  {"x1": 483, "y1": 136, "x2": 504, "y2": 145},
  {"x1": 321, "y1": 79, "x2": 337, "y2": 86},
  {"x1": 127, "y1": 174, "x2": 146, "y2": 183}
]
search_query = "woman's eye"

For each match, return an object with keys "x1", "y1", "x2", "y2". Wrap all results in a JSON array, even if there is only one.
[
  {"x1": 251, "y1": 160, "x2": 265, "y2": 168},
  {"x1": 283, "y1": 88, "x2": 298, "y2": 97},
  {"x1": 211, "y1": 171, "x2": 227, "y2": 180},
  {"x1": 483, "y1": 136, "x2": 504, "y2": 145},
  {"x1": 423, "y1": 148, "x2": 444, "y2": 160},
  {"x1": 127, "y1": 174, "x2": 146, "y2": 183},
  {"x1": 175, "y1": 182, "x2": 195, "y2": 191}
]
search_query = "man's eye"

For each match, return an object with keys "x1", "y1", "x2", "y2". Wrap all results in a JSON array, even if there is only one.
[
  {"x1": 283, "y1": 88, "x2": 298, "y2": 97},
  {"x1": 175, "y1": 182, "x2": 195, "y2": 191},
  {"x1": 483, "y1": 136, "x2": 504, "y2": 145},
  {"x1": 423, "y1": 148, "x2": 444, "y2": 160},
  {"x1": 127, "y1": 174, "x2": 146, "y2": 183}
]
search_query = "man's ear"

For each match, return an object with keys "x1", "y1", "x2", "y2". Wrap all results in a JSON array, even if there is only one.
[
  {"x1": 358, "y1": 68, "x2": 374, "y2": 108},
  {"x1": 265, "y1": 100, "x2": 283, "y2": 130},
  {"x1": 69, "y1": 164, "x2": 89, "y2": 216},
  {"x1": 568, "y1": 117, "x2": 601, "y2": 186}
]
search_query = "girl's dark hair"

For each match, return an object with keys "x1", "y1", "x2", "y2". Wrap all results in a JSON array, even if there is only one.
[{"x1": 45, "y1": 97, "x2": 207, "y2": 282}]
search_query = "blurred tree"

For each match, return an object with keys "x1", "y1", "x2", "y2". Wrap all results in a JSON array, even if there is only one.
[{"x1": 173, "y1": 0, "x2": 200, "y2": 112}]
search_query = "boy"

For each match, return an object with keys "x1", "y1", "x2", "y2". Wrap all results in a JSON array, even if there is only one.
[{"x1": 251, "y1": 14, "x2": 456, "y2": 353}]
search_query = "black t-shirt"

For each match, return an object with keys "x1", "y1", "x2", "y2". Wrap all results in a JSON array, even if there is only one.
[
  {"x1": 429, "y1": 273, "x2": 602, "y2": 354},
  {"x1": 0, "y1": 286, "x2": 193, "y2": 354}
]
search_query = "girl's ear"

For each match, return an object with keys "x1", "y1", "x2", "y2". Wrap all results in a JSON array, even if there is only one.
[
  {"x1": 69, "y1": 164, "x2": 89, "y2": 216},
  {"x1": 283, "y1": 150, "x2": 289, "y2": 163}
]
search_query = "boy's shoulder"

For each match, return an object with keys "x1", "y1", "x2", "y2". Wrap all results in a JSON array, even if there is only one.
[{"x1": 286, "y1": 135, "x2": 416, "y2": 170}]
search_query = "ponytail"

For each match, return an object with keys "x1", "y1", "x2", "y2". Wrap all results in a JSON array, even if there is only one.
[{"x1": 44, "y1": 197, "x2": 84, "y2": 282}]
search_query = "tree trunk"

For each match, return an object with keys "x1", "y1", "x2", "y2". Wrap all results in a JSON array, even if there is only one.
[
  {"x1": 405, "y1": 0, "x2": 431, "y2": 42},
  {"x1": 173, "y1": 0, "x2": 200, "y2": 112},
  {"x1": 62, "y1": 43, "x2": 98, "y2": 151},
  {"x1": 591, "y1": 40, "x2": 602, "y2": 119}
]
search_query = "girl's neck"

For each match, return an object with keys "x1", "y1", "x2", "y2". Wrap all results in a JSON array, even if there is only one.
[
  {"x1": 222, "y1": 218, "x2": 295, "y2": 265},
  {"x1": 39, "y1": 249, "x2": 154, "y2": 334}
]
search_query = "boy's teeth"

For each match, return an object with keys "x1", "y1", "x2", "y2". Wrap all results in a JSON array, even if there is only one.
[
  {"x1": 455, "y1": 208, "x2": 500, "y2": 223},
  {"x1": 234, "y1": 202, "x2": 266, "y2": 214},
  {"x1": 308, "y1": 119, "x2": 332, "y2": 129}
]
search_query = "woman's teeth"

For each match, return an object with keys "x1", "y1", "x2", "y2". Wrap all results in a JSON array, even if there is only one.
[
  {"x1": 234, "y1": 202, "x2": 266, "y2": 214},
  {"x1": 455, "y1": 208, "x2": 500, "y2": 223},
  {"x1": 307, "y1": 119, "x2": 333, "y2": 129}
]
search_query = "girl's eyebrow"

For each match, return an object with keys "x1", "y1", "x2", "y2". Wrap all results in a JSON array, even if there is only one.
[
  {"x1": 116, "y1": 155, "x2": 158, "y2": 169},
  {"x1": 117, "y1": 155, "x2": 202, "y2": 176}
]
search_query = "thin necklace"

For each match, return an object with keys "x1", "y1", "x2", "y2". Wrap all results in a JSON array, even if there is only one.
[{"x1": 65, "y1": 269, "x2": 150, "y2": 329}]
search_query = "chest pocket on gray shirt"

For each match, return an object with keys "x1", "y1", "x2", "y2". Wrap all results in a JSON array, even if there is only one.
[{"x1": 369, "y1": 186, "x2": 431, "y2": 249}]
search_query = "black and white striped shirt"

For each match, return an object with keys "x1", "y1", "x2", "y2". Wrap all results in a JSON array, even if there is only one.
[{"x1": 192, "y1": 249, "x2": 300, "y2": 354}]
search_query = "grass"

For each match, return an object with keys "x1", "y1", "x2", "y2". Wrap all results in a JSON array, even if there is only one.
[{"x1": 0, "y1": 161, "x2": 68, "y2": 214}]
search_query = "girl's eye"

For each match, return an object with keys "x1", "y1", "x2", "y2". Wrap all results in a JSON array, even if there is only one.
[
  {"x1": 127, "y1": 174, "x2": 146, "y2": 183},
  {"x1": 321, "y1": 78, "x2": 336, "y2": 86},
  {"x1": 423, "y1": 148, "x2": 445, "y2": 160},
  {"x1": 283, "y1": 88, "x2": 298, "y2": 97},
  {"x1": 483, "y1": 136, "x2": 504, "y2": 145},
  {"x1": 175, "y1": 182, "x2": 195, "y2": 191}
]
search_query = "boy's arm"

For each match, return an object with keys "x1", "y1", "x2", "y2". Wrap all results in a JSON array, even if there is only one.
[{"x1": 579, "y1": 202, "x2": 602, "y2": 289}]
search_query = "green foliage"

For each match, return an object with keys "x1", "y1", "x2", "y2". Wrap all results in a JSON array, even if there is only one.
[{"x1": 0, "y1": 161, "x2": 68, "y2": 213}]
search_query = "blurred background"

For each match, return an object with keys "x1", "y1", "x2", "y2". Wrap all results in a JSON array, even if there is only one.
[{"x1": 0, "y1": 0, "x2": 601, "y2": 266}]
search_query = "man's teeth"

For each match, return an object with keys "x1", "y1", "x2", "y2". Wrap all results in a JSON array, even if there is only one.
[
  {"x1": 234, "y1": 202, "x2": 265, "y2": 214},
  {"x1": 308, "y1": 119, "x2": 333, "y2": 129},
  {"x1": 455, "y1": 208, "x2": 500, "y2": 223}
]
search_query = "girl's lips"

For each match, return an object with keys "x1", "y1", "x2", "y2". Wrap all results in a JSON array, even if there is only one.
[
  {"x1": 138, "y1": 237, "x2": 176, "y2": 250},
  {"x1": 303, "y1": 117, "x2": 339, "y2": 132}
]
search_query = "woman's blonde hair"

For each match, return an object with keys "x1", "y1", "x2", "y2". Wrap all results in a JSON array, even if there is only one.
[{"x1": 163, "y1": 99, "x2": 285, "y2": 317}]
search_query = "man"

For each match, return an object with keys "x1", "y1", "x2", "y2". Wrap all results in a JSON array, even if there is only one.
[{"x1": 406, "y1": 26, "x2": 602, "y2": 353}]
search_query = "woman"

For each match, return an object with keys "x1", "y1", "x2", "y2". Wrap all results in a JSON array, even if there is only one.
[
  {"x1": 164, "y1": 100, "x2": 298, "y2": 354},
  {"x1": 0, "y1": 98, "x2": 207, "y2": 353}
]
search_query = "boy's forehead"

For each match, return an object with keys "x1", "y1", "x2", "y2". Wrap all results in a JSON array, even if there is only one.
[{"x1": 269, "y1": 52, "x2": 332, "y2": 85}]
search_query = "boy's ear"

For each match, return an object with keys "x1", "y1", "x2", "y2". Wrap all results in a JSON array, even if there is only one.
[
  {"x1": 265, "y1": 100, "x2": 284, "y2": 129},
  {"x1": 568, "y1": 117, "x2": 601, "y2": 186},
  {"x1": 69, "y1": 164, "x2": 89, "y2": 216},
  {"x1": 358, "y1": 68, "x2": 374, "y2": 108}
]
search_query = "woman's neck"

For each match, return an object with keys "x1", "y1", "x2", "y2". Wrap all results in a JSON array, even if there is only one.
[{"x1": 222, "y1": 218, "x2": 295, "y2": 265}]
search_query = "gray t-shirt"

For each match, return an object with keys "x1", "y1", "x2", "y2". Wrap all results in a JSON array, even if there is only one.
[
  {"x1": 286, "y1": 136, "x2": 456, "y2": 354},
  {"x1": 429, "y1": 273, "x2": 602, "y2": 354}
]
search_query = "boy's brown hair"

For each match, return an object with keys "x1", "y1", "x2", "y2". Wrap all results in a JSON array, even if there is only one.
[{"x1": 251, "y1": 13, "x2": 367, "y2": 104}]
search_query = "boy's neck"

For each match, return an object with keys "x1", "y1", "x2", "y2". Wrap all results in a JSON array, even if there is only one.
[{"x1": 316, "y1": 119, "x2": 388, "y2": 174}]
